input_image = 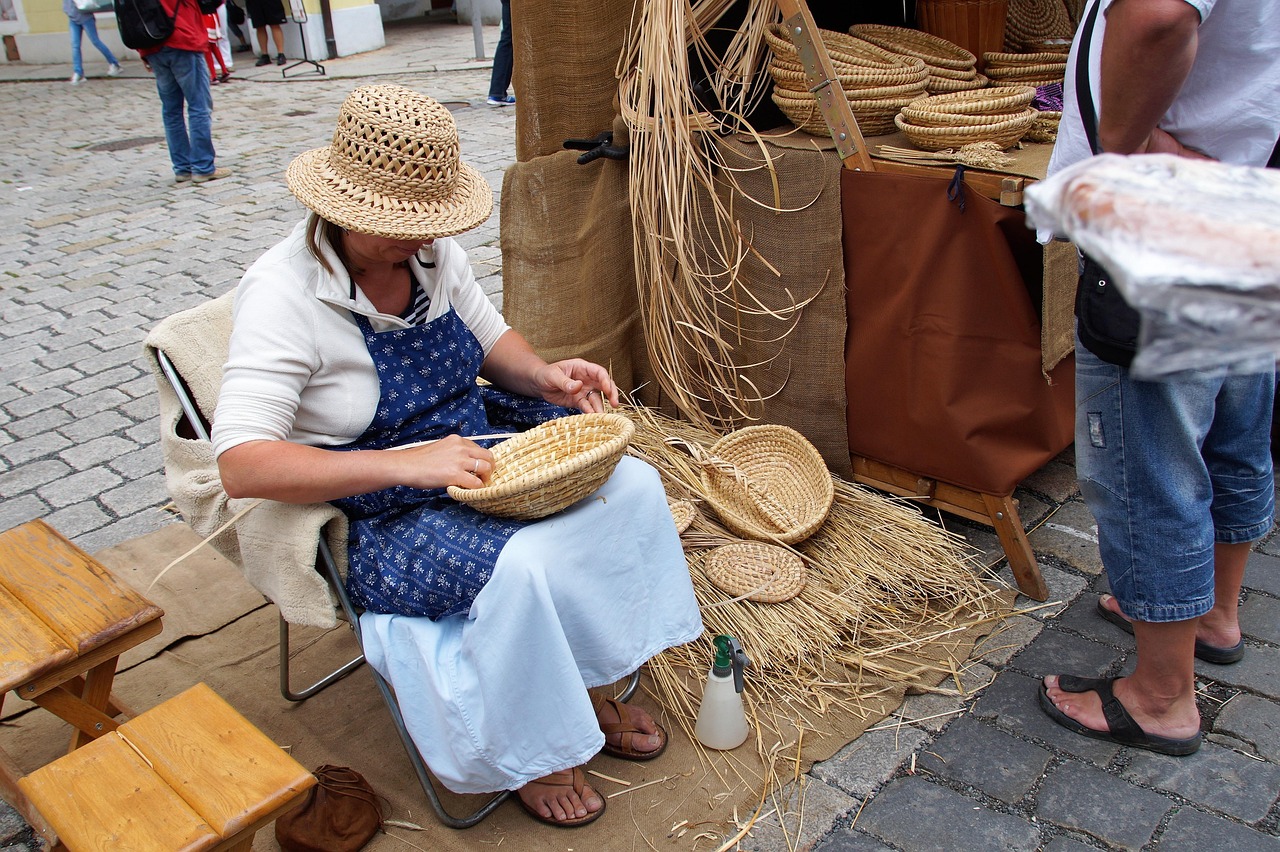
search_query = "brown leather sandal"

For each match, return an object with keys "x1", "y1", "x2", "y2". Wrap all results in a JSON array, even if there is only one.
[
  {"x1": 516, "y1": 766, "x2": 606, "y2": 828},
  {"x1": 593, "y1": 695, "x2": 669, "y2": 761}
]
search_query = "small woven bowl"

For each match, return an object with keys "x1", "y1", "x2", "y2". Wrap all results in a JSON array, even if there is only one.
[
  {"x1": 849, "y1": 23, "x2": 977, "y2": 72},
  {"x1": 705, "y1": 541, "x2": 806, "y2": 603},
  {"x1": 926, "y1": 73, "x2": 990, "y2": 94},
  {"x1": 695, "y1": 425, "x2": 834, "y2": 545},
  {"x1": 772, "y1": 91, "x2": 903, "y2": 137},
  {"x1": 907, "y1": 85, "x2": 1036, "y2": 116},
  {"x1": 895, "y1": 109, "x2": 1036, "y2": 151},
  {"x1": 447, "y1": 413, "x2": 634, "y2": 520},
  {"x1": 668, "y1": 498, "x2": 697, "y2": 534}
]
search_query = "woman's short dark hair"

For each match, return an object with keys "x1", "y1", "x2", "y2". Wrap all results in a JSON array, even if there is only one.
[{"x1": 304, "y1": 213, "x2": 351, "y2": 276}]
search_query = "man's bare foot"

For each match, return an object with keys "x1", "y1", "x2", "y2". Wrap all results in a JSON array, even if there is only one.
[
  {"x1": 592, "y1": 693, "x2": 667, "y2": 759},
  {"x1": 516, "y1": 766, "x2": 604, "y2": 827},
  {"x1": 1098, "y1": 594, "x2": 1242, "y2": 654},
  {"x1": 1042, "y1": 674, "x2": 1200, "y2": 742}
]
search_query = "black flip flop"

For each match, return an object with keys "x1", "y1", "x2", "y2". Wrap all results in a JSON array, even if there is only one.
[
  {"x1": 1094, "y1": 596, "x2": 1244, "y2": 665},
  {"x1": 1038, "y1": 675, "x2": 1201, "y2": 756}
]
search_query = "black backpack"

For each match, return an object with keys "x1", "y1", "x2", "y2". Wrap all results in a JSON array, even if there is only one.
[{"x1": 114, "y1": 0, "x2": 221, "y2": 51}]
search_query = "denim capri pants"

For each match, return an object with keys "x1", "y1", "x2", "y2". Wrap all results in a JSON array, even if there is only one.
[{"x1": 1075, "y1": 340, "x2": 1275, "y2": 623}]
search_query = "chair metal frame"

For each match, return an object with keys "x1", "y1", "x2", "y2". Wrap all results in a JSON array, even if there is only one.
[{"x1": 155, "y1": 347, "x2": 637, "y2": 829}]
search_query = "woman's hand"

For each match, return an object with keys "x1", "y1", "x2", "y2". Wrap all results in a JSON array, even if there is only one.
[
  {"x1": 532, "y1": 359, "x2": 621, "y2": 413},
  {"x1": 395, "y1": 434, "x2": 494, "y2": 489}
]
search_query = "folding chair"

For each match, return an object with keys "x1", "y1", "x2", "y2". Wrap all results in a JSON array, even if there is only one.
[{"x1": 145, "y1": 295, "x2": 637, "y2": 829}]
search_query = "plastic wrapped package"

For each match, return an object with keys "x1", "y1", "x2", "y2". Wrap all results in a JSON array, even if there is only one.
[{"x1": 1025, "y1": 153, "x2": 1280, "y2": 378}]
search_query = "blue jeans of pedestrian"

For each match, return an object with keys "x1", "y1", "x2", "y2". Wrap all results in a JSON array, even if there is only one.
[
  {"x1": 149, "y1": 47, "x2": 216, "y2": 178},
  {"x1": 69, "y1": 16, "x2": 119, "y2": 76},
  {"x1": 1075, "y1": 336, "x2": 1274, "y2": 623},
  {"x1": 487, "y1": 0, "x2": 512, "y2": 99}
]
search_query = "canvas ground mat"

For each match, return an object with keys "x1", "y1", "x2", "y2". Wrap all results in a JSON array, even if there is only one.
[
  {"x1": 513, "y1": 0, "x2": 638, "y2": 162},
  {"x1": 1, "y1": 518, "x2": 1010, "y2": 851}
]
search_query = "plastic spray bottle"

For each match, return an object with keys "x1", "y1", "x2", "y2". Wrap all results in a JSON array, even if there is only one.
[{"x1": 694, "y1": 634, "x2": 751, "y2": 750}]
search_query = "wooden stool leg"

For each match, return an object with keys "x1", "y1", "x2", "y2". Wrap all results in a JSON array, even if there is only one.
[
  {"x1": 982, "y1": 493, "x2": 1048, "y2": 601},
  {"x1": 71, "y1": 657, "x2": 120, "y2": 750},
  {"x1": 1, "y1": 746, "x2": 59, "y2": 848}
]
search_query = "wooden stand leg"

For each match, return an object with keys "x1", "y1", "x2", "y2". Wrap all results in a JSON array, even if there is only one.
[
  {"x1": 0, "y1": 746, "x2": 59, "y2": 849},
  {"x1": 981, "y1": 492, "x2": 1049, "y2": 601}
]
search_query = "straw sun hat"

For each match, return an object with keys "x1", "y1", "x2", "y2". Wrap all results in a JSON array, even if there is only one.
[{"x1": 286, "y1": 84, "x2": 493, "y2": 241}]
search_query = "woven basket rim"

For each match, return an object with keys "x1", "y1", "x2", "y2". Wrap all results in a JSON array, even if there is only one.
[
  {"x1": 446, "y1": 413, "x2": 633, "y2": 518},
  {"x1": 900, "y1": 105, "x2": 1030, "y2": 127},
  {"x1": 986, "y1": 63, "x2": 1066, "y2": 78},
  {"x1": 765, "y1": 24, "x2": 922, "y2": 73},
  {"x1": 704, "y1": 541, "x2": 807, "y2": 604},
  {"x1": 982, "y1": 50, "x2": 1071, "y2": 65},
  {"x1": 896, "y1": 108, "x2": 1036, "y2": 150},
  {"x1": 774, "y1": 78, "x2": 927, "y2": 101},
  {"x1": 769, "y1": 60, "x2": 930, "y2": 89},
  {"x1": 849, "y1": 23, "x2": 977, "y2": 72},
  {"x1": 773, "y1": 87, "x2": 924, "y2": 109},
  {"x1": 926, "y1": 73, "x2": 991, "y2": 93},
  {"x1": 907, "y1": 85, "x2": 1035, "y2": 115}
]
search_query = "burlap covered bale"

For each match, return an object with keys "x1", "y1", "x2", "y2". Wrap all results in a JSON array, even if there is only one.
[
  {"x1": 500, "y1": 116, "x2": 652, "y2": 398},
  {"x1": 513, "y1": 0, "x2": 639, "y2": 162}
]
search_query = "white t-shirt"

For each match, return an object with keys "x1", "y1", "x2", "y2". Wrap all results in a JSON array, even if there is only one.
[
  {"x1": 1049, "y1": 0, "x2": 1280, "y2": 177},
  {"x1": 212, "y1": 220, "x2": 510, "y2": 457}
]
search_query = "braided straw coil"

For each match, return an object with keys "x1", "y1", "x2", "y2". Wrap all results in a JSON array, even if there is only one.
[
  {"x1": 849, "y1": 23, "x2": 977, "y2": 72},
  {"x1": 906, "y1": 85, "x2": 1035, "y2": 115},
  {"x1": 447, "y1": 413, "x2": 634, "y2": 520},
  {"x1": 1004, "y1": 0, "x2": 1075, "y2": 52},
  {"x1": 683, "y1": 425, "x2": 834, "y2": 545},
  {"x1": 982, "y1": 50, "x2": 1070, "y2": 66},
  {"x1": 668, "y1": 498, "x2": 697, "y2": 534},
  {"x1": 895, "y1": 108, "x2": 1036, "y2": 150},
  {"x1": 768, "y1": 63, "x2": 930, "y2": 95},
  {"x1": 926, "y1": 73, "x2": 990, "y2": 94},
  {"x1": 705, "y1": 542, "x2": 807, "y2": 603},
  {"x1": 765, "y1": 24, "x2": 911, "y2": 72},
  {"x1": 287, "y1": 85, "x2": 492, "y2": 242}
]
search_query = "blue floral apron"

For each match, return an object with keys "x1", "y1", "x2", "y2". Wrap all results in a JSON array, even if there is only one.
[{"x1": 332, "y1": 308, "x2": 569, "y2": 620}]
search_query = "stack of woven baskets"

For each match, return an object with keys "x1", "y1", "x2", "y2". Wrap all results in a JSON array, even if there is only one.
[
  {"x1": 894, "y1": 85, "x2": 1038, "y2": 151},
  {"x1": 982, "y1": 50, "x2": 1067, "y2": 87},
  {"x1": 765, "y1": 24, "x2": 929, "y2": 137},
  {"x1": 849, "y1": 23, "x2": 986, "y2": 94}
]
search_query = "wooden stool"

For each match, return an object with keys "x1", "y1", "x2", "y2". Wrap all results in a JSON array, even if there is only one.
[
  {"x1": 18, "y1": 682, "x2": 317, "y2": 851},
  {"x1": 0, "y1": 519, "x2": 165, "y2": 838}
]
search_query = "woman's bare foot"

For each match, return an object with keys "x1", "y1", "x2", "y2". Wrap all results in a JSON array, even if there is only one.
[
  {"x1": 516, "y1": 766, "x2": 604, "y2": 827},
  {"x1": 592, "y1": 693, "x2": 666, "y2": 758},
  {"x1": 1099, "y1": 593, "x2": 1241, "y2": 652}
]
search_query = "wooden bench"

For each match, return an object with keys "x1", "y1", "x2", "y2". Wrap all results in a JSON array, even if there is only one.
[
  {"x1": 18, "y1": 682, "x2": 317, "y2": 851},
  {"x1": 0, "y1": 519, "x2": 165, "y2": 838}
]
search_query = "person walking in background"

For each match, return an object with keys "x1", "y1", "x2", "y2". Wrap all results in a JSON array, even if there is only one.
[
  {"x1": 245, "y1": 0, "x2": 287, "y2": 66},
  {"x1": 204, "y1": 10, "x2": 232, "y2": 83},
  {"x1": 485, "y1": 0, "x2": 514, "y2": 106},
  {"x1": 137, "y1": 0, "x2": 229, "y2": 184},
  {"x1": 63, "y1": 0, "x2": 121, "y2": 84},
  {"x1": 214, "y1": 0, "x2": 236, "y2": 74}
]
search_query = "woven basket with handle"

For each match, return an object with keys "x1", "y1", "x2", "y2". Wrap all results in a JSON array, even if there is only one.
[{"x1": 447, "y1": 413, "x2": 634, "y2": 520}]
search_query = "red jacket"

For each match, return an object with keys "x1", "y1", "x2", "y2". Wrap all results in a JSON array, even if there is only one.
[{"x1": 138, "y1": 0, "x2": 209, "y2": 56}]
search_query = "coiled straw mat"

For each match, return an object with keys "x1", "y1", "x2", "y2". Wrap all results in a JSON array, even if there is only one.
[
  {"x1": 447, "y1": 413, "x2": 634, "y2": 520},
  {"x1": 705, "y1": 542, "x2": 806, "y2": 604},
  {"x1": 672, "y1": 425, "x2": 834, "y2": 545},
  {"x1": 286, "y1": 84, "x2": 493, "y2": 242}
]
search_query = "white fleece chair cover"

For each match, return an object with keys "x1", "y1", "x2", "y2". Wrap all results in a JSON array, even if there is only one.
[{"x1": 143, "y1": 291, "x2": 349, "y2": 629}]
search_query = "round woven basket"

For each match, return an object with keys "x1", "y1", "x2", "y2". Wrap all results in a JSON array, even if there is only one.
[
  {"x1": 704, "y1": 541, "x2": 807, "y2": 603},
  {"x1": 1004, "y1": 0, "x2": 1075, "y2": 52},
  {"x1": 668, "y1": 498, "x2": 697, "y2": 534},
  {"x1": 895, "y1": 108, "x2": 1036, "y2": 150},
  {"x1": 849, "y1": 23, "x2": 977, "y2": 71},
  {"x1": 982, "y1": 50, "x2": 1069, "y2": 66},
  {"x1": 900, "y1": 104, "x2": 1028, "y2": 128},
  {"x1": 1025, "y1": 109, "x2": 1062, "y2": 142},
  {"x1": 926, "y1": 73, "x2": 989, "y2": 94},
  {"x1": 691, "y1": 425, "x2": 834, "y2": 545},
  {"x1": 446, "y1": 413, "x2": 634, "y2": 520},
  {"x1": 771, "y1": 91, "x2": 903, "y2": 137},
  {"x1": 985, "y1": 63, "x2": 1065, "y2": 81},
  {"x1": 769, "y1": 63, "x2": 929, "y2": 96},
  {"x1": 765, "y1": 24, "x2": 908, "y2": 72},
  {"x1": 906, "y1": 85, "x2": 1035, "y2": 115}
]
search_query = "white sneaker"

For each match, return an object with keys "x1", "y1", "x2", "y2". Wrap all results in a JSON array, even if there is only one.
[
  {"x1": 70, "y1": 72, "x2": 85, "y2": 85},
  {"x1": 107, "y1": 64, "x2": 122, "y2": 77}
]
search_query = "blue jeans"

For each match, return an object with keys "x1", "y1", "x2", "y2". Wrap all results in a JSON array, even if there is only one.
[
  {"x1": 69, "y1": 16, "x2": 119, "y2": 76},
  {"x1": 149, "y1": 48, "x2": 216, "y2": 177},
  {"x1": 487, "y1": 0, "x2": 512, "y2": 99},
  {"x1": 1075, "y1": 337, "x2": 1274, "y2": 623}
]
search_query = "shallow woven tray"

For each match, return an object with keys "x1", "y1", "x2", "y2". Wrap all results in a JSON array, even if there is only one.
[
  {"x1": 982, "y1": 50, "x2": 1070, "y2": 66},
  {"x1": 926, "y1": 73, "x2": 990, "y2": 94},
  {"x1": 772, "y1": 91, "x2": 903, "y2": 137},
  {"x1": 986, "y1": 63, "x2": 1066, "y2": 79},
  {"x1": 907, "y1": 85, "x2": 1035, "y2": 115},
  {"x1": 769, "y1": 54, "x2": 931, "y2": 86},
  {"x1": 895, "y1": 108, "x2": 1036, "y2": 151},
  {"x1": 704, "y1": 541, "x2": 807, "y2": 603},
  {"x1": 900, "y1": 104, "x2": 1030, "y2": 128},
  {"x1": 849, "y1": 23, "x2": 977, "y2": 72},
  {"x1": 765, "y1": 24, "x2": 910, "y2": 72},
  {"x1": 692, "y1": 425, "x2": 834, "y2": 545},
  {"x1": 446, "y1": 413, "x2": 634, "y2": 520},
  {"x1": 769, "y1": 64, "x2": 929, "y2": 97},
  {"x1": 668, "y1": 498, "x2": 697, "y2": 534}
]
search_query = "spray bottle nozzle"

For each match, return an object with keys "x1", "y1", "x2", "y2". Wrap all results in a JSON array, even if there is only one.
[{"x1": 711, "y1": 634, "x2": 751, "y2": 694}]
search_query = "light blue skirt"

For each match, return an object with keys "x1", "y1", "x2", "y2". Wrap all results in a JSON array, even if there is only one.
[{"x1": 359, "y1": 455, "x2": 703, "y2": 794}]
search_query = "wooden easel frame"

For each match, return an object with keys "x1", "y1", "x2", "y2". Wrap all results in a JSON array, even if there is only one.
[{"x1": 773, "y1": 0, "x2": 1048, "y2": 601}]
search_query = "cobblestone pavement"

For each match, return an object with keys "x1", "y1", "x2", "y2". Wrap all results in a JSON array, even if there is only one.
[{"x1": 3, "y1": 17, "x2": 1279, "y2": 852}]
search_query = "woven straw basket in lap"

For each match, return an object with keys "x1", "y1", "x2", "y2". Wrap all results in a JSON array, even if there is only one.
[
  {"x1": 684, "y1": 425, "x2": 834, "y2": 545},
  {"x1": 447, "y1": 413, "x2": 634, "y2": 520},
  {"x1": 705, "y1": 541, "x2": 807, "y2": 603}
]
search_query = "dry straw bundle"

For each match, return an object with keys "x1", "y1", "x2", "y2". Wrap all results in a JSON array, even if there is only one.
[
  {"x1": 623, "y1": 405, "x2": 1007, "y2": 761},
  {"x1": 848, "y1": 23, "x2": 987, "y2": 94},
  {"x1": 764, "y1": 23, "x2": 928, "y2": 137}
]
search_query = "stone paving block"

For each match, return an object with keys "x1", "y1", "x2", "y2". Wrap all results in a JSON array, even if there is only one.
[
  {"x1": 1194, "y1": 644, "x2": 1280, "y2": 700},
  {"x1": 43, "y1": 501, "x2": 113, "y2": 539},
  {"x1": 812, "y1": 727, "x2": 931, "y2": 800},
  {"x1": 1051, "y1": 595, "x2": 1136, "y2": 652},
  {"x1": 60, "y1": 435, "x2": 142, "y2": 472},
  {"x1": 56, "y1": 409, "x2": 133, "y2": 442},
  {"x1": 971, "y1": 615, "x2": 1045, "y2": 668},
  {"x1": 992, "y1": 560, "x2": 1087, "y2": 616},
  {"x1": 971, "y1": 671, "x2": 1122, "y2": 764},
  {"x1": 100, "y1": 474, "x2": 169, "y2": 517},
  {"x1": 4, "y1": 386, "x2": 73, "y2": 419},
  {"x1": 1041, "y1": 835, "x2": 1101, "y2": 852},
  {"x1": 740, "y1": 777, "x2": 859, "y2": 852},
  {"x1": 0, "y1": 494, "x2": 48, "y2": 534},
  {"x1": 897, "y1": 662, "x2": 996, "y2": 732},
  {"x1": 1158, "y1": 805, "x2": 1280, "y2": 849},
  {"x1": 37, "y1": 466, "x2": 124, "y2": 508},
  {"x1": 0, "y1": 458, "x2": 73, "y2": 497},
  {"x1": 1, "y1": 431, "x2": 74, "y2": 466},
  {"x1": 1009, "y1": 625, "x2": 1122, "y2": 681},
  {"x1": 64, "y1": 388, "x2": 131, "y2": 420},
  {"x1": 1026, "y1": 501, "x2": 1104, "y2": 576},
  {"x1": 1245, "y1": 551, "x2": 1280, "y2": 595},
  {"x1": 1213, "y1": 694, "x2": 1280, "y2": 762},
  {"x1": 68, "y1": 365, "x2": 147, "y2": 398},
  {"x1": 1240, "y1": 594, "x2": 1280, "y2": 646},
  {"x1": 812, "y1": 829, "x2": 895, "y2": 852},
  {"x1": 1123, "y1": 740, "x2": 1280, "y2": 823},
  {"x1": 1036, "y1": 760, "x2": 1171, "y2": 849},
  {"x1": 917, "y1": 715, "x2": 1051, "y2": 803},
  {"x1": 856, "y1": 776, "x2": 1041, "y2": 851}
]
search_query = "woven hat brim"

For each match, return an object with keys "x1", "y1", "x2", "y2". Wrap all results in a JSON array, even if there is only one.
[{"x1": 286, "y1": 147, "x2": 494, "y2": 241}]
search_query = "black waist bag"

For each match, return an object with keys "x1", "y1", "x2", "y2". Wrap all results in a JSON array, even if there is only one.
[{"x1": 1076, "y1": 254, "x2": 1139, "y2": 367}]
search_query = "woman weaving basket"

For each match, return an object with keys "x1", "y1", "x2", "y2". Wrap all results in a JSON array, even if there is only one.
[{"x1": 211, "y1": 84, "x2": 702, "y2": 828}]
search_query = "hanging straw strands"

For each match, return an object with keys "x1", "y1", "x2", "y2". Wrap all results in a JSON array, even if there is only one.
[
  {"x1": 619, "y1": 0, "x2": 830, "y2": 434},
  {"x1": 622, "y1": 406, "x2": 1008, "y2": 761}
]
